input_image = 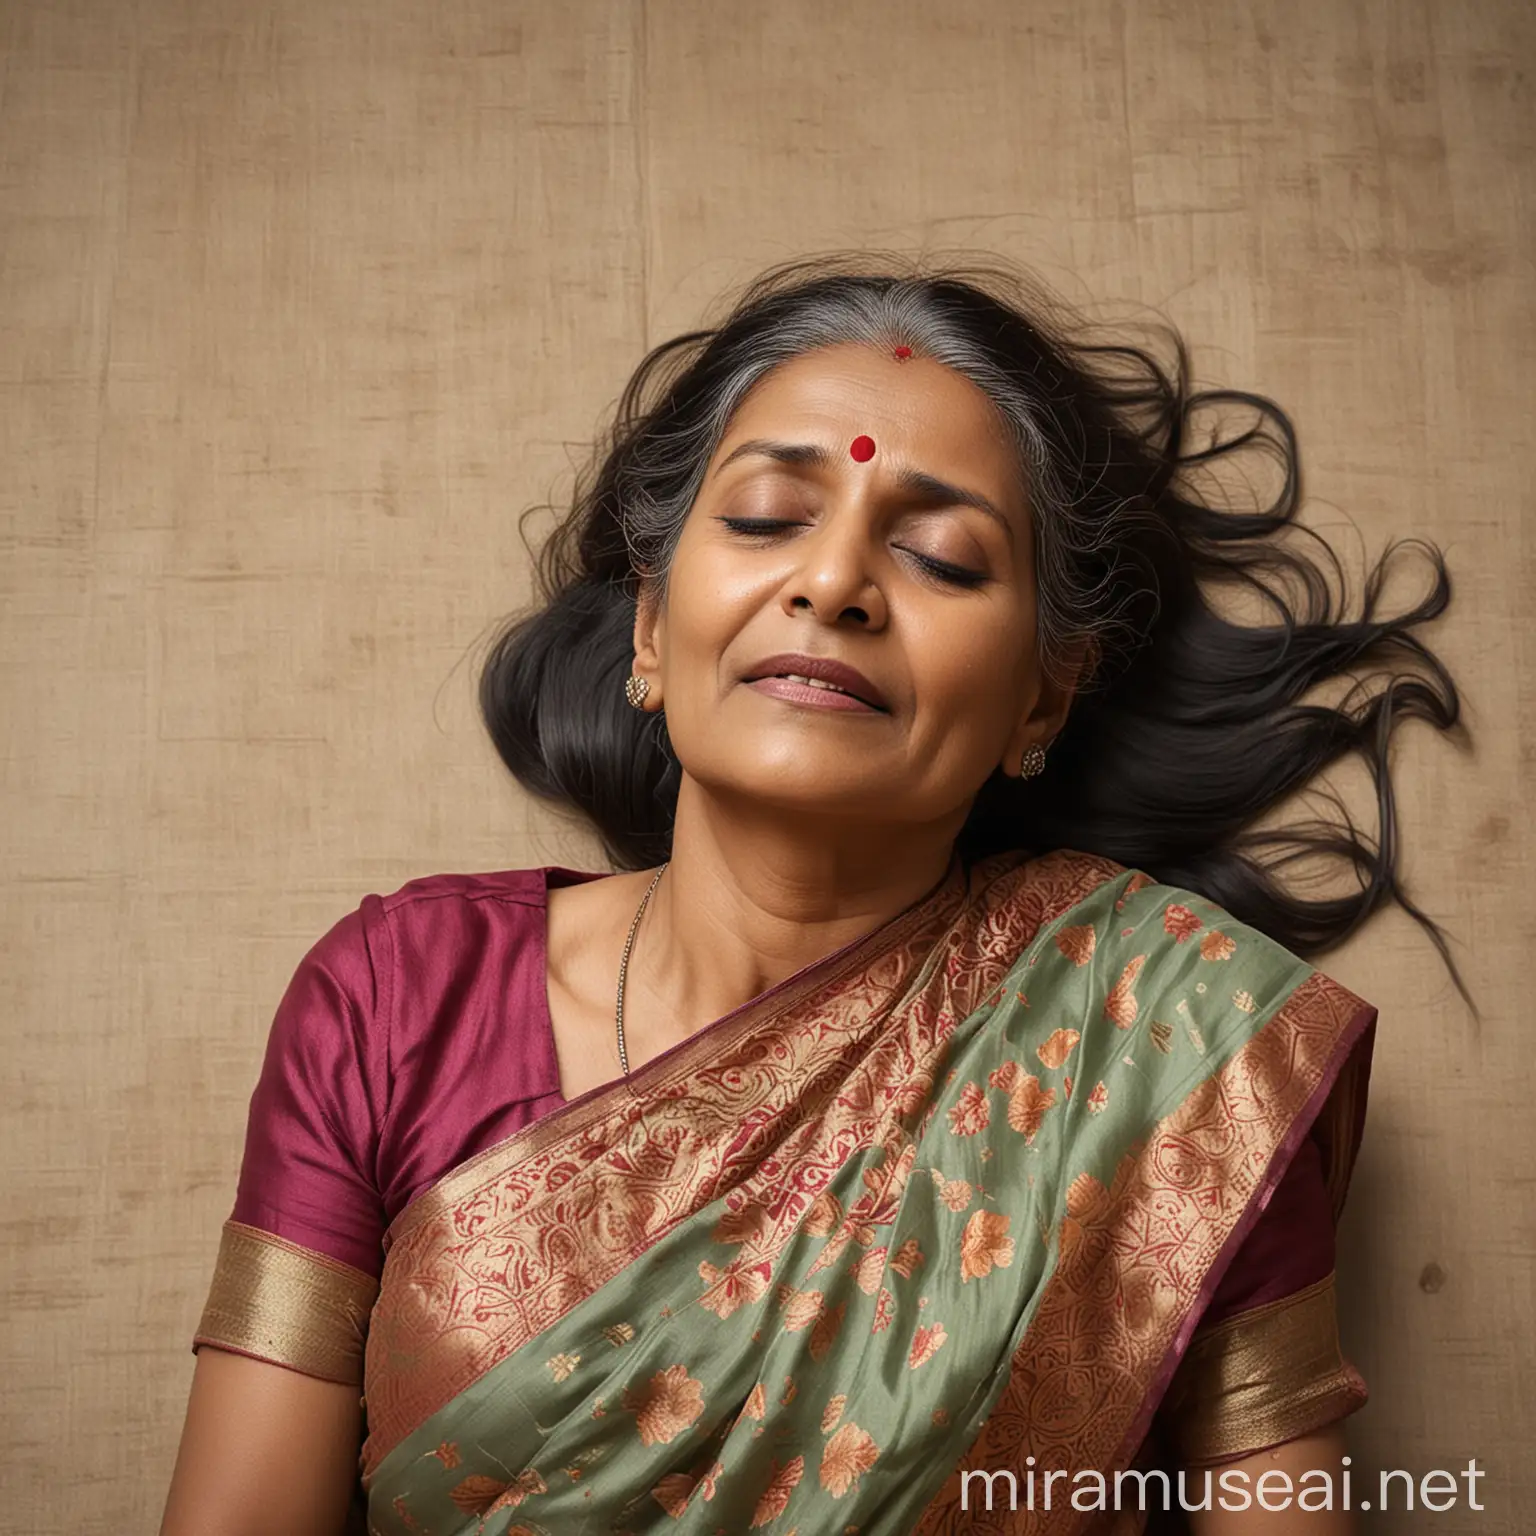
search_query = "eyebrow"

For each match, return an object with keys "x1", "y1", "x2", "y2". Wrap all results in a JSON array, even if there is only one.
[{"x1": 710, "y1": 438, "x2": 1016, "y2": 545}]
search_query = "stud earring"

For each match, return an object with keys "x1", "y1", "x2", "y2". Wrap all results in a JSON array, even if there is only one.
[
  {"x1": 624, "y1": 675, "x2": 649, "y2": 709},
  {"x1": 1018, "y1": 742, "x2": 1047, "y2": 779}
]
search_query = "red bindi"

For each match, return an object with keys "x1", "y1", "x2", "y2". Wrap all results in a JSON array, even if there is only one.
[
  {"x1": 893, "y1": 345, "x2": 913, "y2": 360},
  {"x1": 849, "y1": 435, "x2": 876, "y2": 462}
]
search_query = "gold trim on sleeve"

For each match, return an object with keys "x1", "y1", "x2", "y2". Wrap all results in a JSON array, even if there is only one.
[
  {"x1": 1162, "y1": 1271, "x2": 1368, "y2": 1467},
  {"x1": 192, "y1": 1219, "x2": 379, "y2": 1387}
]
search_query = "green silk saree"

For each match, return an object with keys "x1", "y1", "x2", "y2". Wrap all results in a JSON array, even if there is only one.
[{"x1": 356, "y1": 849, "x2": 1376, "y2": 1535}]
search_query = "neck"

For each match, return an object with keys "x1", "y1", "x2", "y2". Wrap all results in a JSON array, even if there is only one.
[{"x1": 626, "y1": 779, "x2": 964, "y2": 1041}]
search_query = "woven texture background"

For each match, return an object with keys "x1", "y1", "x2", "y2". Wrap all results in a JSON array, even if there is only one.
[{"x1": 2, "y1": 1, "x2": 1530, "y2": 1530}]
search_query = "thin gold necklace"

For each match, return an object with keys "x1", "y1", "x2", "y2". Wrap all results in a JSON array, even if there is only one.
[{"x1": 615, "y1": 862, "x2": 668, "y2": 1077}]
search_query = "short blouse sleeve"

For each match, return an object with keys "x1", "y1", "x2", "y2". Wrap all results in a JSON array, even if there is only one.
[
  {"x1": 1153, "y1": 1128, "x2": 1369, "y2": 1467},
  {"x1": 191, "y1": 898, "x2": 391, "y2": 1387}
]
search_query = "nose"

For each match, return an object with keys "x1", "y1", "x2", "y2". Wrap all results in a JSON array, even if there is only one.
[{"x1": 780, "y1": 512, "x2": 889, "y2": 629}]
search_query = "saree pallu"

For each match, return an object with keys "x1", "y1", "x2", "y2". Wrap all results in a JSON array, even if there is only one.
[{"x1": 356, "y1": 849, "x2": 1376, "y2": 1535}]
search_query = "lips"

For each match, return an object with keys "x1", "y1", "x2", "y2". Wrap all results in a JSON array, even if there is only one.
[{"x1": 742, "y1": 652, "x2": 889, "y2": 711}]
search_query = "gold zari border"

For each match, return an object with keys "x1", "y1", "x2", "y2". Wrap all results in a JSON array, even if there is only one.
[
  {"x1": 193, "y1": 1219, "x2": 379, "y2": 1387},
  {"x1": 1161, "y1": 1271, "x2": 1367, "y2": 1467}
]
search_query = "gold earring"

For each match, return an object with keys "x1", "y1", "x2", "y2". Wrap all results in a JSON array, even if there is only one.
[
  {"x1": 1018, "y1": 742, "x2": 1047, "y2": 779},
  {"x1": 624, "y1": 674, "x2": 650, "y2": 710}
]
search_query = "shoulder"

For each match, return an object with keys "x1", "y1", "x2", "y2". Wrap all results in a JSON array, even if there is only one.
[
  {"x1": 286, "y1": 866, "x2": 587, "y2": 1043},
  {"x1": 962, "y1": 849, "x2": 1355, "y2": 1006},
  {"x1": 320, "y1": 866, "x2": 585, "y2": 959},
  {"x1": 373, "y1": 865, "x2": 559, "y2": 920},
  {"x1": 967, "y1": 847, "x2": 1295, "y2": 955},
  {"x1": 290, "y1": 867, "x2": 550, "y2": 977},
  {"x1": 981, "y1": 850, "x2": 1376, "y2": 1048},
  {"x1": 263, "y1": 867, "x2": 591, "y2": 1135},
  {"x1": 962, "y1": 846, "x2": 1140, "y2": 943}
]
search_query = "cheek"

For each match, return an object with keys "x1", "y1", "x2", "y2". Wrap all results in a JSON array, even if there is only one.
[
  {"x1": 909, "y1": 605, "x2": 1033, "y2": 722},
  {"x1": 656, "y1": 544, "x2": 759, "y2": 680}
]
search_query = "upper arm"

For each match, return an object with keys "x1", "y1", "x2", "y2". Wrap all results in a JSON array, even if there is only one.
[
  {"x1": 1155, "y1": 1124, "x2": 1370, "y2": 1529},
  {"x1": 1155, "y1": 1132, "x2": 1367, "y2": 1533},
  {"x1": 226, "y1": 903, "x2": 390, "y2": 1274},
  {"x1": 1155, "y1": 1134, "x2": 1367, "y2": 1469},
  {"x1": 160, "y1": 1347, "x2": 365, "y2": 1536},
  {"x1": 169, "y1": 903, "x2": 391, "y2": 1532}
]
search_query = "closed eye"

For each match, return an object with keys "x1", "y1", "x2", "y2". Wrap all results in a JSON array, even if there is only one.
[
  {"x1": 719, "y1": 516, "x2": 801, "y2": 536},
  {"x1": 716, "y1": 516, "x2": 988, "y2": 589},
  {"x1": 903, "y1": 551, "x2": 988, "y2": 588}
]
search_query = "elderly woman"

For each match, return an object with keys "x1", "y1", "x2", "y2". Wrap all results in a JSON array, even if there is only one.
[{"x1": 161, "y1": 257, "x2": 1469, "y2": 1535}]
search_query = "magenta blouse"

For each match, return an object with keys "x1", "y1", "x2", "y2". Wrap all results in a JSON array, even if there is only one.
[{"x1": 227, "y1": 866, "x2": 1338, "y2": 1318}]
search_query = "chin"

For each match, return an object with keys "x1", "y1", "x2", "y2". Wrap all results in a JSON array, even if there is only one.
[{"x1": 712, "y1": 763, "x2": 888, "y2": 813}]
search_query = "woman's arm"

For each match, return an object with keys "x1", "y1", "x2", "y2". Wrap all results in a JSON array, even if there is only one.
[
  {"x1": 1186, "y1": 1424, "x2": 1356, "y2": 1534},
  {"x1": 160, "y1": 1346, "x2": 363, "y2": 1536}
]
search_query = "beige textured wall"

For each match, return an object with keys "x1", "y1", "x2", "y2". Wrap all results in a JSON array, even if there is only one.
[{"x1": 2, "y1": 1, "x2": 1530, "y2": 1530}]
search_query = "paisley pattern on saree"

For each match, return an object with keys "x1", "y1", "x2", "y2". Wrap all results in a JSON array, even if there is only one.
[{"x1": 359, "y1": 852, "x2": 1374, "y2": 1536}]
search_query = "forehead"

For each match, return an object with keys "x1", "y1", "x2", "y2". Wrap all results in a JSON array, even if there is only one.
[{"x1": 717, "y1": 343, "x2": 1023, "y2": 507}]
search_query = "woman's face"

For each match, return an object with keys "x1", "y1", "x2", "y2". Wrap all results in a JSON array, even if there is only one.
[{"x1": 634, "y1": 341, "x2": 1072, "y2": 832}]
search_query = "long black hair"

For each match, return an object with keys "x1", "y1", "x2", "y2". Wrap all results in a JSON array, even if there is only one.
[{"x1": 479, "y1": 252, "x2": 1477, "y2": 1018}]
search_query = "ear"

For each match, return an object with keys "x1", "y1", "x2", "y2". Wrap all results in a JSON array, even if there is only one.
[
  {"x1": 1000, "y1": 636, "x2": 1094, "y2": 775},
  {"x1": 629, "y1": 577, "x2": 664, "y2": 710}
]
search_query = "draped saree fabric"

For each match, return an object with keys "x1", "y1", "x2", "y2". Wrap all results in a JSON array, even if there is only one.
[{"x1": 337, "y1": 849, "x2": 1375, "y2": 1535}]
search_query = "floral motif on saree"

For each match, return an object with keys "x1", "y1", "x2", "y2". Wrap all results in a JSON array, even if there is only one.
[{"x1": 354, "y1": 848, "x2": 1375, "y2": 1535}]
